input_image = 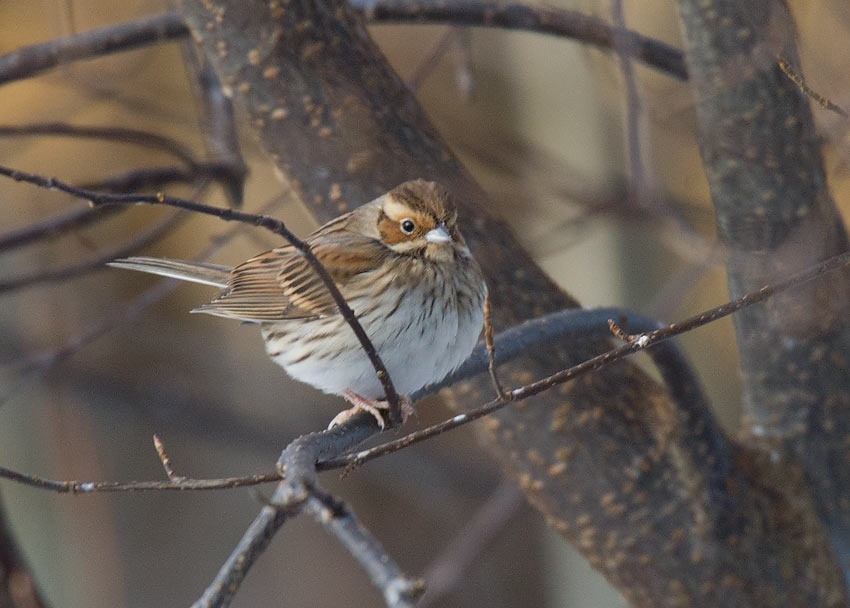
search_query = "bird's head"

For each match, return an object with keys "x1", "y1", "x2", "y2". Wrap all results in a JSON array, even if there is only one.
[{"x1": 375, "y1": 179, "x2": 468, "y2": 262}]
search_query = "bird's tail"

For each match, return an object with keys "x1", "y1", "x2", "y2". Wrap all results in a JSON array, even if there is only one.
[{"x1": 108, "y1": 257, "x2": 231, "y2": 288}]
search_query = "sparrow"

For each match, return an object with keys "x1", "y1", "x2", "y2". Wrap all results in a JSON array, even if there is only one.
[{"x1": 109, "y1": 179, "x2": 487, "y2": 428}]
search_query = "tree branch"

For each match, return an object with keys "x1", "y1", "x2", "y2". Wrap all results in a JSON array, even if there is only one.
[
  {"x1": 677, "y1": 0, "x2": 850, "y2": 593},
  {"x1": 355, "y1": 0, "x2": 687, "y2": 80},
  {"x1": 0, "y1": 209, "x2": 185, "y2": 294},
  {"x1": 0, "y1": 13, "x2": 188, "y2": 85},
  {"x1": 0, "y1": 7, "x2": 686, "y2": 87},
  {"x1": 305, "y1": 488, "x2": 424, "y2": 607}
]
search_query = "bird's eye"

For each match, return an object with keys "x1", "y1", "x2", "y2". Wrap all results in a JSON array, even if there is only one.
[{"x1": 400, "y1": 219, "x2": 416, "y2": 234}]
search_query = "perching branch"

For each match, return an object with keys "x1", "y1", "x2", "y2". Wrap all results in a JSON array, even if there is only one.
[
  {"x1": 9, "y1": 239, "x2": 850, "y2": 491},
  {"x1": 1, "y1": 303, "x2": 707, "y2": 492}
]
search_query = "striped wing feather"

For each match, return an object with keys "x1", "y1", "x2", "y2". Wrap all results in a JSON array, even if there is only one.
[{"x1": 192, "y1": 233, "x2": 388, "y2": 322}]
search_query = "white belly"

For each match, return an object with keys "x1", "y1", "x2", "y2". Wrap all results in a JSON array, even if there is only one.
[{"x1": 261, "y1": 279, "x2": 485, "y2": 399}]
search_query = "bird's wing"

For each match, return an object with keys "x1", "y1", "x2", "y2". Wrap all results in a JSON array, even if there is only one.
[{"x1": 192, "y1": 233, "x2": 389, "y2": 322}]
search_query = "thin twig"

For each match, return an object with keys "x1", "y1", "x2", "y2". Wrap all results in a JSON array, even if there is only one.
[
  {"x1": 0, "y1": 13, "x2": 189, "y2": 84},
  {"x1": 0, "y1": 123, "x2": 198, "y2": 166},
  {"x1": 777, "y1": 56, "x2": 849, "y2": 119},
  {"x1": 607, "y1": 318, "x2": 635, "y2": 342},
  {"x1": 610, "y1": 0, "x2": 648, "y2": 202},
  {"x1": 152, "y1": 435, "x2": 184, "y2": 482},
  {"x1": 0, "y1": 464, "x2": 280, "y2": 493},
  {"x1": 0, "y1": 163, "x2": 404, "y2": 427},
  {"x1": 483, "y1": 294, "x2": 506, "y2": 400},
  {"x1": 355, "y1": 0, "x2": 687, "y2": 80},
  {"x1": 420, "y1": 481, "x2": 523, "y2": 607},
  {"x1": 0, "y1": 209, "x2": 185, "y2": 294},
  {"x1": 0, "y1": 164, "x2": 232, "y2": 255},
  {"x1": 406, "y1": 27, "x2": 460, "y2": 92}
]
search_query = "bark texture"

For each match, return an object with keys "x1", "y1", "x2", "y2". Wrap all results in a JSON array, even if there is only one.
[{"x1": 173, "y1": 0, "x2": 848, "y2": 604}]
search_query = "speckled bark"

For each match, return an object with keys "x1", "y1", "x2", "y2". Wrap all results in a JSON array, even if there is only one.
[
  {"x1": 678, "y1": 0, "x2": 850, "y2": 588},
  {"x1": 175, "y1": 0, "x2": 846, "y2": 604}
]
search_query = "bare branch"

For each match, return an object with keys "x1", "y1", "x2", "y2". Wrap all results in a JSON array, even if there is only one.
[
  {"x1": 152, "y1": 435, "x2": 183, "y2": 482},
  {"x1": 0, "y1": 8, "x2": 686, "y2": 87},
  {"x1": 0, "y1": 13, "x2": 188, "y2": 84},
  {"x1": 0, "y1": 302, "x2": 702, "y2": 493},
  {"x1": 420, "y1": 481, "x2": 523, "y2": 607},
  {"x1": 0, "y1": 205, "x2": 120, "y2": 253},
  {"x1": 0, "y1": 209, "x2": 185, "y2": 294},
  {"x1": 181, "y1": 42, "x2": 247, "y2": 206},
  {"x1": 189, "y1": 411, "x2": 383, "y2": 608},
  {"x1": 305, "y1": 488, "x2": 424, "y2": 607},
  {"x1": 777, "y1": 56, "x2": 849, "y2": 118},
  {"x1": 354, "y1": 0, "x2": 687, "y2": 79},
  {"x1": 0, "y1": 464, "x2": 280, "y2": 494},
  {"x1": 483, "y1": 294, "x2": 506, "y2": 401},
  {"x1": 0, "y1": 122, "x2": 197, "y2": 166}
]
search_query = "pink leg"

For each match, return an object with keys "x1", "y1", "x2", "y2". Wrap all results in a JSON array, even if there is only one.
[{"x1": 327, "y1": 390, "x2": 414, "y2": 430}]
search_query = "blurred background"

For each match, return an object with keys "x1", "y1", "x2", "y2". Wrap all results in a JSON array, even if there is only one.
[{"x1": 1, "y1": 0, "x2": 849, "y2": 606}]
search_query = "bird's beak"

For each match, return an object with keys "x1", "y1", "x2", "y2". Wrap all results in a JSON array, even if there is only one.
[{"x1": 425, "y1": 223, "x2": 452, "y2": 243}]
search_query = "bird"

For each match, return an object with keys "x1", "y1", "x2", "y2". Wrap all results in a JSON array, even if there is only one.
[{"x1": 109, "y1": 179, "x2": 487, "y2": 429}]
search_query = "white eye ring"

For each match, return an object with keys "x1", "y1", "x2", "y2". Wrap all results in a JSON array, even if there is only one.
[{"x1": 400, "y1": 219, "x2": 416, "y2": 234}]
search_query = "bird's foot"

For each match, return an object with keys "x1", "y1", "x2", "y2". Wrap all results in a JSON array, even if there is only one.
[{"x1": 328, "y1": 390, "x2": 414, "y2": 430}]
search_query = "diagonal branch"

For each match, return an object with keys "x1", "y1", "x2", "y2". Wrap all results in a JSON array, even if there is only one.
[{"x1": 0, "y1": 13, "x2": 188, "y2": 85}]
